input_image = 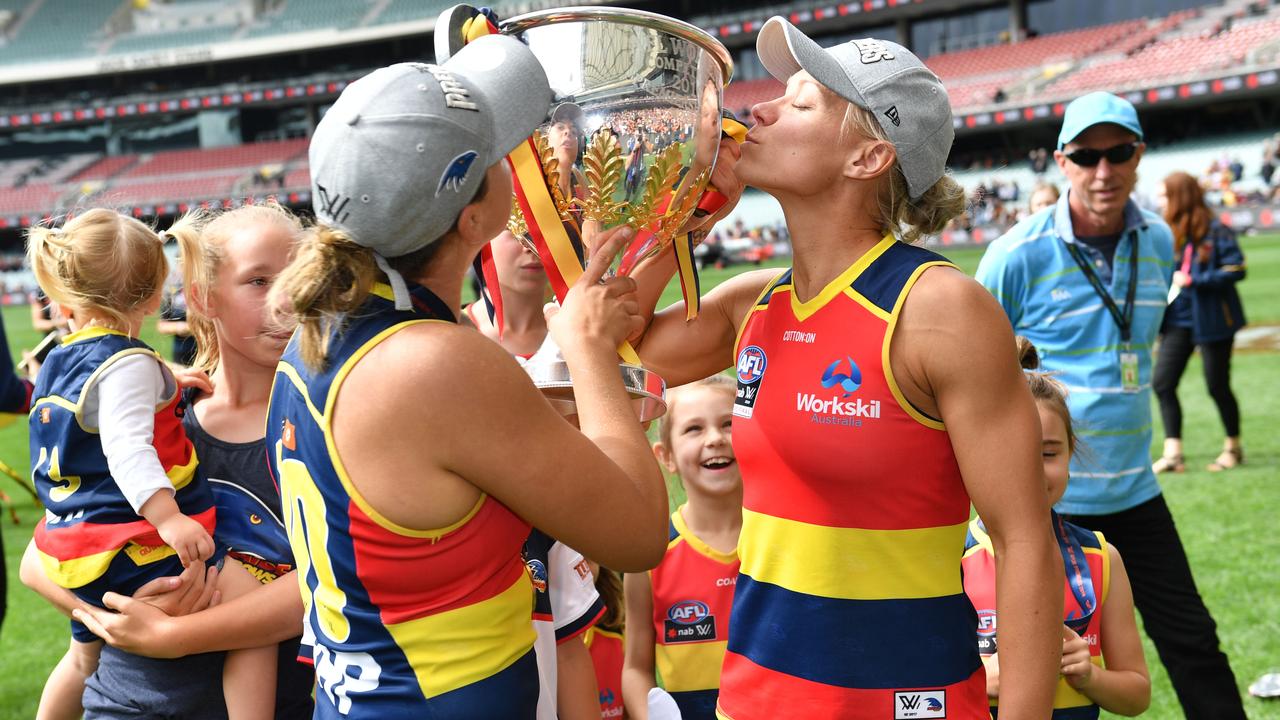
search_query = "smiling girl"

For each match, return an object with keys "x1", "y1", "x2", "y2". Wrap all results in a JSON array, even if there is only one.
[{"x1": 622, "y1": 375, "x2": 741, "y2": 720}]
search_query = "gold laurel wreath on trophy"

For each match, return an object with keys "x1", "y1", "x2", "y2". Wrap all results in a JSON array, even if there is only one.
[
  {"x1": 533, "y1": 130, "x2": 573, "y2": 220},
  {"x1": 580, "y1": 129, "x2": 626, "y2": 226},
  {"x1": 507, "y1": 193, "x2": 529, "y2": 236},
  {"x1": 631, "y1": 144, "x2": 683, "y2": 230}
]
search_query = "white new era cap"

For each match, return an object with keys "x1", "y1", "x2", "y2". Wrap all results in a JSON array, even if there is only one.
[
  {"x1": 756, "y1": 18, "x2": 954, "y2": 199},
  {"x1": 309, "y1": 34, "x2": 551, "y2": 260}
]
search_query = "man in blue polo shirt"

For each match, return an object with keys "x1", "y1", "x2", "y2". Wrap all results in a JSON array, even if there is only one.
[{"x1": 976, "y1": 91, "x2": 1246, "y2": 719}]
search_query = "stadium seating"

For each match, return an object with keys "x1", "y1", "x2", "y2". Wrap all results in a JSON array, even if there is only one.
[
  {"x1": 0, "y1": 0, "x2": 120, "y2": 64},
  {"x1": 1047, "y1": 11, "x2": 1280, "y2": 96},
  {"x1": 120, "y1": 138, "x2": 307, "y2": 179}
]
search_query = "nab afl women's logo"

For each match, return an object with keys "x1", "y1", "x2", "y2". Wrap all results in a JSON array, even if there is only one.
[
  {"x1": 734, "y1": 346, "x2": 768, "y2": 419},
  {"x1": 736, "y1": 346, "x2": 767, "y2": 383}
]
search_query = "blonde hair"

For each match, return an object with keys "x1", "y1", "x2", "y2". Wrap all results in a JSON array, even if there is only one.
[
  {"x1": 840, "y1": 103, "x2": 967, "y2": 245},
  {"x1": 1016, "y1": 336, "x2": 1077, "y2": 455},
  {"x1": 657, "y1": 374, "x2": 737, "y2": 449},
  {"x1": 268, "y1": 223, "x2": 381, "y2": 371},
  {"x1": 271, "y1": 174, "x2": 490, "y2": 371},
  {"x1": 27, "y1": 208, "x2": 169, "y2": 331},
  {"x1": 168, "y1": 202, "x2": 304, "y2": 373}
]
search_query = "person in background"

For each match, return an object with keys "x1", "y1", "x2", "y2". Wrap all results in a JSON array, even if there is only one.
[
  {"x1": 0, "y1": 307, "x2": 35, "y2": 639},
  {"x1": 623, "y1": 376, "x2": 740, "y2": 720},
  {"x1": 977, "y1": 91, "x2": 1246, "y2": 720},
  {"x1": 1030, "y1": 182, "x2": 1060, "y2": 215},
  {"x1": 965, "y1": 337, "x2": 1150, "y2": 719},
  {"x1": 1151, "y1": 171, "x2": 1247, "y2": 473},
  {"x1": 157, "y1": 266, "x2": 197, "y2": 366}
]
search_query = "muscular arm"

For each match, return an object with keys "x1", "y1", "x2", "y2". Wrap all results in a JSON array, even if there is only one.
[
  {"x1": 621, "y1": 571, "x2": 657, "y2": 719},
  {"x1": 630, "y1": 268, "x2": 778, "y2": 386},
  {"x1": 898, "y1": 269, "x2": 1062, "y2": 718}
]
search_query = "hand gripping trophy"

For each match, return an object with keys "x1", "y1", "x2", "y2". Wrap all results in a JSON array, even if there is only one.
[{"x1": 436, "y1": 5, "x2": 735, "y2": 421}]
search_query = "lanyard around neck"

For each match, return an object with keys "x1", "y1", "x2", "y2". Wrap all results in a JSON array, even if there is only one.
[{"x1": 1064, "y1": 234, "x2": 1139, "y2": 344}]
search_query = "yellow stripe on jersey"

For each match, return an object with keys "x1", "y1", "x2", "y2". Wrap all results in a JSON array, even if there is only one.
[
  {"x1": 273, "y1": 362, "x2": 326, "y2": 426},
  {"x1": 165, "y1": 445, "x2": 198, "y2": 491},
  {"x1": 60, "y1": 326, "x2": 129, "y2": 345},
  {"x1": 321, "y1": 319, "x2": 477, "y2": 539},
  {"x1": 37, "y1": 546, "x2": 118, "y2": 588},
  {"x1": 672, "y1": 507, "x2": 737, "y2": 564},
  {"x1": 881, "y1": 260, "x2": 957, "y2": 431},
  {"x1": 656, "y1": 640, "x2": 729, "y2": 693},
  {"x1": 385, "y1": 570, "x2": 538, "y2": 699},
  {"x1": 788, "y1": 235, "x2": 894, "y2": 322},
  {"x1": 738, "y1": 508, "x2": 967, "y2": 601},
  {"x1": 1099, "y1": 531, "x2": 1112, "y2": 605},
  {"x1": 841, "y1": 287, "x2": 892, "y2": 322},
  {"x1": 732, "y1": 270, "x2": 789, "y2": 357}
]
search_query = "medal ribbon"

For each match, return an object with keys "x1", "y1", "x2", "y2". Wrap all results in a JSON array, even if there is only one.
[{"x1": 1053, "y1": 511, "x2": 1097, "y2": 636}]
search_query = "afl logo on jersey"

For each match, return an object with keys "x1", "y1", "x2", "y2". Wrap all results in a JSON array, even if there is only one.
[
  {"x1": 976, "y1": 609, "x2": 997, "y2": 636},
  {"x1": 734, "y1": 346, "x2": 767, "y2": 420},
  {"x1": 665, "y1": 600, "x2": 716, "y2": 643},
  {"x1": 526, "y1": 558, "x2": 548, "y2": 593},
  {"x1": 668, "y1": 600, "x2": 710, "y2": 625},
  {"x1": 736, "y1": 346, "x2": 767, "y2": 384}
]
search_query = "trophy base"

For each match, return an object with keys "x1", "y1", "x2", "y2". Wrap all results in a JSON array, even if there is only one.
[{"x1": 529, "y1": 362, "x2": 667, "y2": 423}]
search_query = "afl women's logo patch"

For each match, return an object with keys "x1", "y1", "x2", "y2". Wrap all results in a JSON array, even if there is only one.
[
  {"x1": 665, "y1": 600, "x2": 716, "y2": 643},
  {"x1": 734, "y1": 346, "x2": 767, "y2": 420},
  {"x1": 736, "y1": 346, "x2": 767, "y2": 383}
]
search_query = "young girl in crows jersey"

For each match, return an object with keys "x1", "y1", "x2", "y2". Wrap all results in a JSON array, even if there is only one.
[
  {"x1": 26, "y1": 208, "x2": 276, "y2": 719},
  {"x1": 623, "y1": 375, "x2": 741, "y2": 720},
  {"x1": 963, "y1": 338, "x2": 1151, "y2": 718}
]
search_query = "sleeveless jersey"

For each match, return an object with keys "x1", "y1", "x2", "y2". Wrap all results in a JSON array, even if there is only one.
[
  {"x1": 30, "y1": 327, "x2": 212, "y2": 593},
  {"x1": 652, "y1": 506, "x2": 739, "y2": 720},
  {"x1": 963, "y1": 515, "x2": 1110, "y2": 719},
  {"x1": 718, "y1": 237, "x2": 987, "y2": 719},
  {"x1": 267, "y1": 282, "x2": 538, "y2": 719},
  {"x1": 584, "y1": 625, "x2": 625, "y2": 718}
]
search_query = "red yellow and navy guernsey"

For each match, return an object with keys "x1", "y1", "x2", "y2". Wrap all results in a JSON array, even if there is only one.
[
  {"x1": 584, "y1": 625, "x2": 625, "y2": 718},
  {"x1": 651, "y1": 505, "x2": 740, "y2": 719},
  {"x1": 718, "y1": 236, "x2": 987, "y2": 719},
  {"x1": 267, "y1": 282, "x2": 538, "y2": 718},
  {"x1": 964, "y1": 514, "x2": 1110, "y2": 719},
  {"x1": 30, "y1": 327, "x2": 210, "y2": 604}
]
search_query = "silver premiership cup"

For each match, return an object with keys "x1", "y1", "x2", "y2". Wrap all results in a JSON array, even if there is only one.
[
  {"x1": 437, "y1": 6, "x2": 733, "y2": 422},
  {"x1": 500, "y1": 6, "x2": 734, "y2": 270}
]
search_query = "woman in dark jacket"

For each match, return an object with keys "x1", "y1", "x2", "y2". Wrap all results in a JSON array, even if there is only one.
[{"x1": 1152, "y1": 171, "x2": 1247, "y2": 473}]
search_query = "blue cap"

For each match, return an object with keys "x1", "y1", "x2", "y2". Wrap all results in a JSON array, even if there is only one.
[{"x1": 1057, "y1": 92, "x2": 1143, "y2": 150}]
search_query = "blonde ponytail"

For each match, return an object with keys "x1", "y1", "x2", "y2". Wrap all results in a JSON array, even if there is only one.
[
  {"x1": 269, "y1": 223, "x2": 379, "y2": 370},
  {"x1": 27, "y1": 208, "x2": 169, "y2": 331}
]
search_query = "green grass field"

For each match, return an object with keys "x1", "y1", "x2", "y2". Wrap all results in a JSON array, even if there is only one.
[{"x1": 0, "y1": 236, "x2": 1276, "y2": 718}]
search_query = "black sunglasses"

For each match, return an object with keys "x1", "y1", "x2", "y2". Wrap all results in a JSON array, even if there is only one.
[{"x1": 1064, "y1": 142, "x2": 1140, "y2": 167}]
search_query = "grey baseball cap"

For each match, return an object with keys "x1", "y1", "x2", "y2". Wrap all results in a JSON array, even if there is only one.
[
  {"x1": 308, "y1": 33, "x2": 550, "y2": 261},
  {"x1": 756, "y1": 17, "x2": 954, "y2": 199}
]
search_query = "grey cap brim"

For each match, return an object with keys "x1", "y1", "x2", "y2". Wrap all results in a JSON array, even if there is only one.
[
  {"x1": 446, "y1": 34, "x2": 551, "y2": 163},
  {"x1": 757, "y1": 17, "x2": 868, "y2": 108}
]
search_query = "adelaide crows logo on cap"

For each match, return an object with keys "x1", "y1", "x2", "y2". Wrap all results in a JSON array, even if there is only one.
[{"x1": 437, "y1": 150, "x2": 478, "y2": 196}]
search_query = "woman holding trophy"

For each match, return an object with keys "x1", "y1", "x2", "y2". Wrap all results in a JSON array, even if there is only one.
[
  {"x1": 629, "y1": 18, "x2": 1063, "y2": 720},
  {"x1": 263, "y1": 33, "x2": 668, "y2": 718}
]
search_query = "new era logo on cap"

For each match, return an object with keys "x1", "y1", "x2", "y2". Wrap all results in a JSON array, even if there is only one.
[{"x1": 852, "y1": 38, "x2": 895, "y2": 64}]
